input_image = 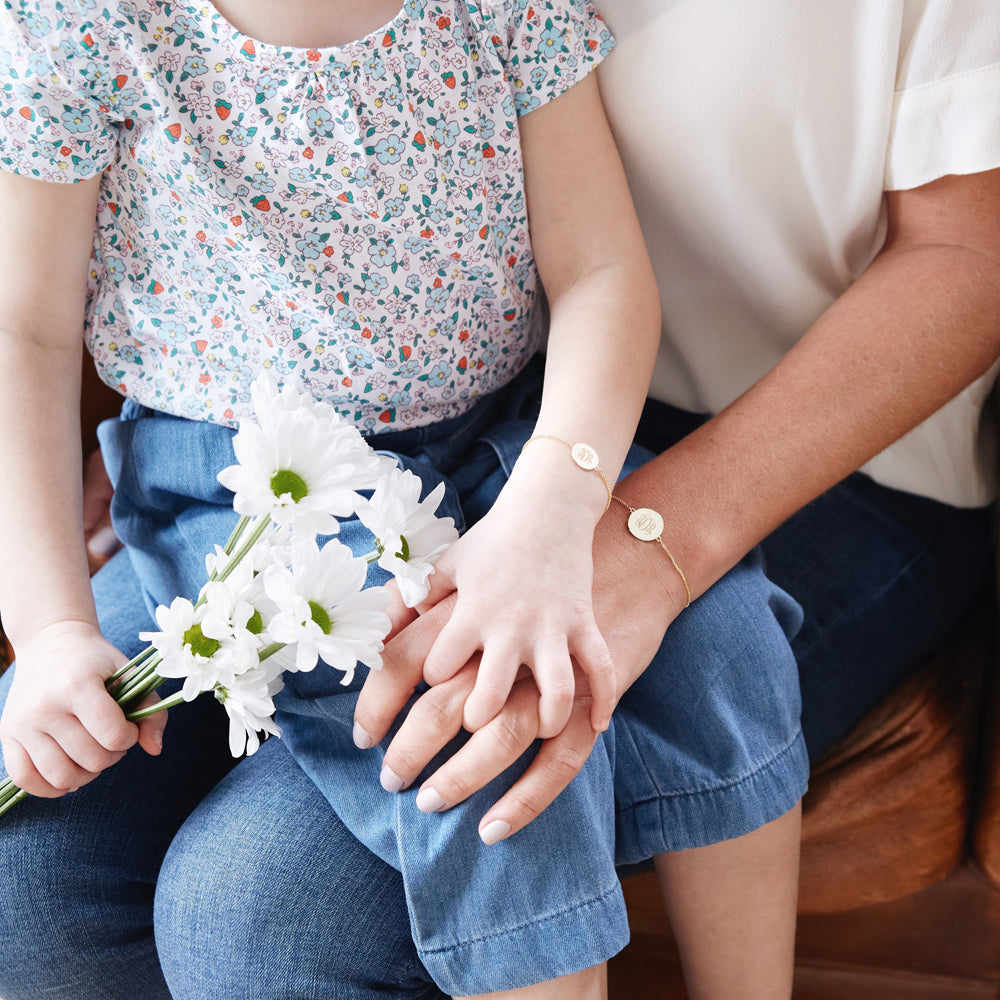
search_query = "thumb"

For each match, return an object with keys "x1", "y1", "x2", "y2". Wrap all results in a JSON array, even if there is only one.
[{"x1": 134, "y1": 694, "x2": 167, "y2": 756}]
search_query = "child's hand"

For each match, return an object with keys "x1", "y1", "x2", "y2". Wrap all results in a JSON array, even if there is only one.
[
  {"x1": 0, "y1": 620, "x2": 164, "y2": 797},
  {"x1": 419, "y1": 462, "x2": 615, "y2": 738}
]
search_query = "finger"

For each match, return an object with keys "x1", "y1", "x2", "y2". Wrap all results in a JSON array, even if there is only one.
[
  {"x1": 354, "y1": 594, "x2": 458, "y2": 749},
  {"x1": 571, "y1": 626, "x2": 617, "y2": 733},
  {"x1": 14, "y1": 731, "x2": 97, "y2": 796},
  {"x1": 415, "y1": 677, "x2": 539, "y2": 813},
  {"x1": 423, "y1": 615, "x2": 483, "y2": 687},
  {"x1": 383, "y1": 579, "x2": 418, "y2": 642},
  {"x1": 379, "y1": 661, "x2": 478, "y2": 792},
  {"x1": 461, "y1": 641, "x2": 521, "y2": 732},
  {"x1": 414, "y1": 553, "x2": 457, "y2": 614},
  {"x1": 134, "y1": 694, "x2": 166, "y2": 756},
  {"x1": 477, "y1": 708, "x2": 599, "y2": 844},
  {"x1": 532, "y1": 639, "x2": 575, "y2": 739},
  {"x1": 71, "y1": 685, "x2": 139, "y2": 753},
  {"x1": 47, "y1": 714, "x2": 128, "y2": 774}
]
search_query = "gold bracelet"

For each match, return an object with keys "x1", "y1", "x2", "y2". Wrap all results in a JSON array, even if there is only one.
[
  {"x1": 521, "y1": 435, "x2": 613, "y2": 513},
  {"x1": 610, "y1": 495, "x2": 691, "y2": 608}
]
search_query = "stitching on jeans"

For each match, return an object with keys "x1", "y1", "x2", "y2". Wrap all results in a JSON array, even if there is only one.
[
  {"x1": 621, "y1": 727, "x2": 806, "y2": 807},
  {"x1": 415, "y1": 882, "x2": 622, "y2": 955}
]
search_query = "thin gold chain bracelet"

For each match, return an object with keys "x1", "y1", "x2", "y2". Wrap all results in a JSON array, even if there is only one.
[
  {"x1": 610, "y1": 495, "x2": 692, "y2": 608},
  {"x1": 521, "y1": 435, "x2": 613, "y2": 513}
]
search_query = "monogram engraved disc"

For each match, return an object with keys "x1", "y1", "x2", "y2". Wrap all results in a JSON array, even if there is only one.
[
  {"x1": 571, "y1": 442, "x2": 600, "y2": 470},
  {"x1": 628, "y1": 507, "x2": 664, "y2": 542}
]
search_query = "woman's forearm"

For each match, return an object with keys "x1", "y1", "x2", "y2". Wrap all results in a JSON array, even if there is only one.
[{"x1": 617, "y1": 172, "x2": 1000, "y2": 608}]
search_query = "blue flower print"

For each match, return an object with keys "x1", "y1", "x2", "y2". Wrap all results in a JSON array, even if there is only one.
[
  {"x1": 426, "y1": 198, "x2": 449, "y2": 223},
  {"x1": 103, "y1": 256, "x2": 128, "y2": 282},
  {"x1": 405, "y1": 274, "x2": 422, "y2": 292},
  {"x1": 514, "y1": 92, "x2": 540, "y2": 115},
  {"x1": 399, "y1": 359, "x2": 423, "y2": 378},
  {"x1": 425, "y1": 362, "x2": 451, "y2": 388},
  {"x1": 307, "y1": 107, "x2": 335, "y2": 137},
  {"x1": 373, "y1": 135, "x2": 403, "y2": 165},
  {"x1": 362, "y1": 270, "x2": 389, "y2": 293},
  {"x1": 26, "y1": 14, "x2": 52, "y2": 37},
  {"x1": 382, "y1": 83, "x2": 403, "y2": 106},
  {"x1": 228, "y1": 124, "x2": 255, "y2": 147},
  {"x1": 289, "y1": 166, "x2": 313, "y2": 184},
  {"x1": 383, "y1": 198, "x2": 406, "y2": 218},
  {"x1": 336, "y1": 306, "x2": 358, "y2": 326},
  {"x1": 312, "y1": 203, "x2": 341, "y2": 222},
  {"x1": 538, "y1": 22, "x2": 567, "y2": 56},
  {"x1": 249, "y1": 170, "x2": 276, "y2": 193},
  {"x1": 432, "y1": 119, "x2": 461, "y2": 148},
  {"x1": 403, "y1": 236, "x2": 427, "y2": 253},
  {"x1": 256, "y1": 71, "x2": 285, "y2": 101},
  {"x1": 399, "y1": 161, "x2": 418, "y2": 181},
  {"x1": 425, "y1": 284, "x2": 450, "y2": 312},
  {"x1": 295, "y1": 234, "x2": 325, "y2": 259},
  {"x1": 155, "y1": 318, "x2": 188, "y2": 345},
  {"x1": 181, "y1": 55, "x2": 209, "y2": 77},
  {"x1": 182, "y1": 395, "x2": 204, "y2": 419},
  {"x1": 211, "y1": 259, "x2": 240, "y2": 283},
  {"x1": 345, "y1": 345, "x2": 376, "y2": 368},
  {"x1": 368, "y1": 240, "x2": 396, "y2": 268},
  {"x1": 389, "y1": 389, "x2": 411, "y2": 405},
  {"x1": 459, "y1": 147, "x2": 483, "y2": 178},
  {"x1": 403, "y1": 0, "x2": 424, "y2": 18},
  {"x1": 60, "y1": 106, "x2": 94, "y2": 134},
  {"x1": 530, "y1": 66, "x2": 548, "y2": 88}
]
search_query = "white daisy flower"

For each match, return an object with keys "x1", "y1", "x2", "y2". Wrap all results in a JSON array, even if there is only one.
[
  {"x1": 262, "y1": 536, "x2": 390, "y2": 683},
  {"x1": 356, "y1": 466, "x2": 459, "y2": 607},
  {"x1": 215, "y1": 662, "x2": 284, "y2": 757},
  {"x1": 139, "y1": 596, "x2": 241, "y2": 702},
  {"x1": 217, "y1": 377, "x2": 383, "y2": 535}
]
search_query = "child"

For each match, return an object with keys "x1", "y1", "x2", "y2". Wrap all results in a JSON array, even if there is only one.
[{"x1": 0, "y1": 0, "x2": 662, "y2": 997}]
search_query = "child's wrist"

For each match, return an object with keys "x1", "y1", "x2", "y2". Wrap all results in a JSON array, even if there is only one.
[{"x1": 514, "y1": 436, "x2": 613, "y2": 523}]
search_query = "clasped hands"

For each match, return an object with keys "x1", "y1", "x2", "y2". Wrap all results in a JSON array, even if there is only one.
[{"x1": 353, "y1": 511, "x2": 682, "y2": 844}]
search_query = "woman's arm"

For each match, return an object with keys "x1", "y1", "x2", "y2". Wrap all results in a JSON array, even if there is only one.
[
  {"x1": 0, "y1": 171, "x2": 163, "y2": 798},
  {"x1": 356, "y1": 165, "x2": 1000, "y2": 839},
  {"x1": 406, "y1": 69, "x2": 660, "y2": 737}
]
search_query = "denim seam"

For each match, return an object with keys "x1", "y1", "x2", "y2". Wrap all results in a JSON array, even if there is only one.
[
  {"x1": 619, "y1": 725, "x2": 805, "y2": 807},
  {"x1": 414, "y1": 881, "x2": 622, "y2": 956}
]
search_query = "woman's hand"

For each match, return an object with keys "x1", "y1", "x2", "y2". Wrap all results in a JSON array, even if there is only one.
[
  {"x1": 354, "y1": 496, "x2": 686, "y2": 840},
  {"x1": 0, "y1": 620, "x2": 165, "y2": 797}
]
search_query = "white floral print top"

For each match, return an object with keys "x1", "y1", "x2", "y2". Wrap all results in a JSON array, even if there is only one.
[{"x1": 0, "y1": 0, "x2": 612, "y2": 431}]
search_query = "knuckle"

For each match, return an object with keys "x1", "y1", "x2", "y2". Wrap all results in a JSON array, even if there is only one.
[{"x1": 490, "y1": 713, "x2": 532, "y2": 755}]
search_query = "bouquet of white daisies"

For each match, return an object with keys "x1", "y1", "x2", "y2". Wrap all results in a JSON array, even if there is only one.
[{"x1": 0, "y1": 374, "x2": 458, "y2": 818}]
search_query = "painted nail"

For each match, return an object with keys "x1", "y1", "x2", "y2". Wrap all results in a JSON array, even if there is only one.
[
  {"x1": 415, "y1": 786, "x2": 446, "y2": 814},
  {"x1": 479, "y1": 819, "x2": 511, "y2": 845},
  {"x1": 353, "y1": 721, "x2": 374, "y2": 749},
  {"x1": 380, "y1": 766, "x2": 406, "y2": 793}
]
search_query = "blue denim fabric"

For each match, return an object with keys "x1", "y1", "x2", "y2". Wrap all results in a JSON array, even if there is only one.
[{"x1": 0, "y1": 363, "x2": 990, "y2": 999}]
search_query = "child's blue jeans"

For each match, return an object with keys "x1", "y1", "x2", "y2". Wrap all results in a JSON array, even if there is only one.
[{"x1": 0, "y1": 361, "x2": 991, "y2": 998}]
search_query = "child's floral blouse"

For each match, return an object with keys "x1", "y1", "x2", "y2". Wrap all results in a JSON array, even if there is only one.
[{"x1": 0, "y1": 0, "x2": 612, "y2": 431}]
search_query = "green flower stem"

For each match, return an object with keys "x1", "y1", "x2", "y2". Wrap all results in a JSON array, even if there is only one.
[
  {"x1": 223, "y1": 515, "x2": 251, "y2": 557},
  {"x1": 211, "y1": 516, "x2": 272, "y2": 592},
  {"x1": 125, "y1": 689, "x2": 185, "y2": 721},
  {"x1": 0, "y1": 785, "x2": 28, "y2": 819},
  {"x1": 117, "y1": 672, "x2": 167, "y2": 710},
  {"x1": 363, "y1": 549, "x2": 380, "y2": 564},
  {"x1": 107, "y1": 644, "x2": 158, "y2": 683},
  {"x1": 259, "y1": 642, "x2": 285, "y2": 662},
  {"x1": 111, "y1": 655, "x2": 163, "y2": 705}
]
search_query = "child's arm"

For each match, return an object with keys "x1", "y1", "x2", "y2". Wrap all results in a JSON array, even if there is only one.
[
  {"x1": 415, "y1": 71, "x2": 660, "y2": 739},
  {"x1": 0, "y1": 171, "x2": 162, "y2": 798}
]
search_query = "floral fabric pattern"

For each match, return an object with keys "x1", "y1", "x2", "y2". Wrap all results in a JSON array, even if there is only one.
[{"x1": 0, "y1": 0, "x2": 611, "y2": 431}]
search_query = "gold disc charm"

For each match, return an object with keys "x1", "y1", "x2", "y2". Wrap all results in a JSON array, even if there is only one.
[
  {"x1": 570, "y1": 442, "x2": 600, "y2": 471},
  {"x1": 627, "y1": 507, "x2": 664, "y2": 542}
]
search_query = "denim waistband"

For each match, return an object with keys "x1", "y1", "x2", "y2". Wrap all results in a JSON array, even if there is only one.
[{"x1": 118, "y1": 356, "x2": 543, "y2": 462}]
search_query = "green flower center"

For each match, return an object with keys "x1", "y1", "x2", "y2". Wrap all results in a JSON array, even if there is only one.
[
  {"x1": 396, "y1": 535, "x2": 410, "y2": 563},
  {"x1": 270, "y1": 469, "x2": 309, "y2": 503},
  {"x1": 308, "y1": 600, "x2": 333, "y2": 635},
  {"x1": 246, "y1": 609, "x2": 264, "y2": 635},
  {"x1": 183, "y1": 623, "x2": 222, "y2": 659}
]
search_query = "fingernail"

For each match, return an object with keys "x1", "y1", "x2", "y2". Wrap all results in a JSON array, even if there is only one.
[
  {"x1": 380, "y1": 765, "x2": 406, "y2": 793},
  {"x1": 479, "y1": 819, "x2": 511, "y2": 845},
  {"x1": 353, "y1": 721, "x2": 374, "y2": 749},
  {"x1": 416, "y1": 786, "x2": 446, "y2": 813},
  {"x1": 87, "y1": 525, "x2": 121, "y2": 556}
]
